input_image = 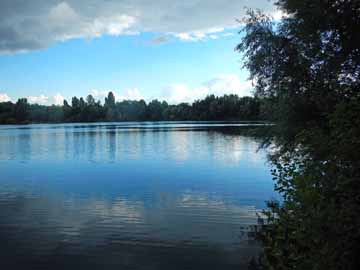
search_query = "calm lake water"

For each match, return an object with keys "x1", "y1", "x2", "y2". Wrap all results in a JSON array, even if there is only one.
[{"x1": 0, "y1": 122, "x2": 277, "y2": 270}]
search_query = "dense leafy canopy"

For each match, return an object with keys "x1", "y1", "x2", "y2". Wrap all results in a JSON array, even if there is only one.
[
  {"x1": 237, "y1": 0, "x2": 360, "y2": 269},
  {"x1": 0, "y1": 93, "x2": 264, "y2": 124}
]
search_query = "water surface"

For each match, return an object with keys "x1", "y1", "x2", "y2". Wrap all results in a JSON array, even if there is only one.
[{"x1": 0, "y1": 122, "x2": 277, "y2": 269}]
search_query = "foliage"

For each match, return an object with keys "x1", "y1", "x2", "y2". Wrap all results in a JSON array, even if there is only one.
[
  {"x1": 0, "y1": 93, "x2": 265, "y2": 124},
  {"x1": 237, "y1": 1, "x2": 360, "y2": 269}
]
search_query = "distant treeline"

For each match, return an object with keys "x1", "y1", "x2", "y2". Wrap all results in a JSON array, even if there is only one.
[{"x1": 0, "y1": 93, "x2": 266, "y2": 124}]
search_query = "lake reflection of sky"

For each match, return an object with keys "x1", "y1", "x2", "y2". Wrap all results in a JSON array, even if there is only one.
[{"x1": 0, "y1": 122, "x2": 277, "y2": 269}]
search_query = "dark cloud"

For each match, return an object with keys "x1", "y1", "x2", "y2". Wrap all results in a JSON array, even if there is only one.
[
  {"x1": 150, "y1": 36, "x2": 171, "y2": 45},
  {"x1": 0, "y1": 25, "x2": 46, "y2": 53},
  {"x1": 0, "y1": 0, "x2": 276, "y2": 54}
]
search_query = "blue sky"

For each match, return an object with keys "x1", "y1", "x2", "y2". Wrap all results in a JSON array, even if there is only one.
[{"x1": 0, "y1": 0, "x2": 278, "y2": 105}]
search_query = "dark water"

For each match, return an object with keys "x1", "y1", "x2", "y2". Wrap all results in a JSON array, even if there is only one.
[{"x1": 0, "y1": 122, "x2": 277, "y2": 269}]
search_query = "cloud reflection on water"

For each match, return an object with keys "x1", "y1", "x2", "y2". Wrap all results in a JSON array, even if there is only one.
[
  {"x1": 0, "y1": 122, "x2": 275, "y2": 269},
  {"x1": 0, "y1": 122, "x2": 266, "y2": 167}
]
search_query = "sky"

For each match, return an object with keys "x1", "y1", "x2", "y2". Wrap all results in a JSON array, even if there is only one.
[{"x1": 0, "y1": 0, "x2": 278, "y2": 105}]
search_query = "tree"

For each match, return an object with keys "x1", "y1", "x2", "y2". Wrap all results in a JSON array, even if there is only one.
[
  {"x1": 0, "y1": 101, "x2": 15, "y2": 124},
  {"x1": 79, "y1": 97, "x2": 86, "y2": 109},
  {"x1": 63, "y1": 99, "x2": 72, "y2": 120},
  {"x1": 1, "y1": 94, "x2": 264, "y2": 124},
  {"x1": 104, "y1": 92, "x2": 116, "y2": 121},
  {"x1": 14, "y1": 98, "x2": 29, "y2": 122},
  {"x1": 147, "y1": 99, "x2": 167, "y2": 121},
  {"x1": 105, "y1": 92, "x2": 115, "y2": 108},
  {"x1": 237, "y1": 1, "x2": 360, "y2": 269},
  {"x1": 86, "y1": 94, "x2": 95, "y2": 106},
  {"x1": 71, "y1": 97, "x2": 80, "y2": 114}
]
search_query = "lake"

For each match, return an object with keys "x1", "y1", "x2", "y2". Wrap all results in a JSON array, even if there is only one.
[{"x1": 0, "y1": 122, "x2": 277, "y2": 270}]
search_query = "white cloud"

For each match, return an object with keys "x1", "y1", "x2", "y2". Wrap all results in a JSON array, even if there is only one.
[
  {"x1": 90, "y1": 90, "x2": 109, "y2": 101},
  {"x1": 205, "y1": 74, "x2": 253, "y2": 97},
  {"x1": 28, "y1": 94, "x2": 49, "y2": 105},
  {"x1": 0, "y1": 0, "x2": 276, "y2": 53},
  {"x1": 48, "y1": 2, "x2": 78, "y2": 24},
  {"x1": 0, "y1": 93, "x2": 11, "y2": 102},
  {"x1": 53, "y1": 93, "x2": 64, "y2": 105},
  {"x1": 26, "y1": 93, "x2": 65, "y2": 105},
  {"x1": 117, "y1": 88, "x2": 144, "y2": 101},
  {"x1": 160, "y1": 84, "x2": 209, "y2": 104},
  {"x1": 91, "y1": 88, "x2": 144, "y2": 103},
  {"x1": 90, "y1": 74, "x2": 253, "y2": 105},
  {"x1": 47, "y1": 2, "x2": 136, "y2": 41},
  {"x1": 159, "y1": 74, "x2": 253, "y2": 104},
  {"x1": 173, "y1": 27, "x2": 225, "y2": 42},
  {"x1": 10, "y1": 74, "x2": 252, "y2": 106}
]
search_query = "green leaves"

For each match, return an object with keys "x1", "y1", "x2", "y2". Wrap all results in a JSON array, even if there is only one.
[{"x1": 237, "y1": 1, "x2": 360, "y2": 269}]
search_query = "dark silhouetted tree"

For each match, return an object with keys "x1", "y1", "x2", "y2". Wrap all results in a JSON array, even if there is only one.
[
  {"x1": 237, "y1": 1, "x2": 360, "y2": 269},
  {"x1": 86, "y1": 94, "x2": 95, "y2": 106},
  {"x1": 14, "y1": 98, "x2": 29, "y2": 122}
]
